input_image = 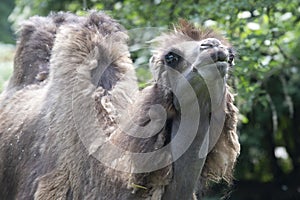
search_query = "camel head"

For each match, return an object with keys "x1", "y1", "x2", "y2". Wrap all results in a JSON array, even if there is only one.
[{"x1": 149, "y1": 20, "x2": 234, "y2": 98}]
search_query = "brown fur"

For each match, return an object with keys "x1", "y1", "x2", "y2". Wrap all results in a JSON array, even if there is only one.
[{"x1": 0, "y1": 12, "x2": 239, "y2": 199}]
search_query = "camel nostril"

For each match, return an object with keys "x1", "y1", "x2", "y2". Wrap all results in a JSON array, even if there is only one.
[
  {"x1": 200, "y1": 43, "x2": 214, "y2": 50},
  {"x1": 199, "y1": 38, "x2": 222, "y2": 50}
]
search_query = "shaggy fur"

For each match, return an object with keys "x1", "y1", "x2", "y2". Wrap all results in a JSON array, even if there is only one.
[{"x1": 0, "y1": 11, "x2": 239, "y2": 200}]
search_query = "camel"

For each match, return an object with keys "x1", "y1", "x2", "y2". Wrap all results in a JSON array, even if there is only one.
[{"x1": 0, "y1": 11, "x2": 240, "y2": 199}]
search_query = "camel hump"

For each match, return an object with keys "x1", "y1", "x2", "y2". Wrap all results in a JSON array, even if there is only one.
[
  {"x1": 7, "y1": 16, "x2": 55, "y2": 91},
  {"x1": 49, "y1": 11, "x2": 133, "y2": 90},
  {"x1": 6, "y1": 12, "x2": 83, "y2": 92}
]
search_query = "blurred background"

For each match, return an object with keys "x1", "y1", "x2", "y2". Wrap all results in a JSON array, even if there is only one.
[{"x1": 0, "y1": 0, "x2": 300, "y2": 199}]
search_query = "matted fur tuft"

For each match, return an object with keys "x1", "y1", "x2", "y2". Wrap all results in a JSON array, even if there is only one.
[{"x1": 201, "y1": 86, "x2": 240, "y2": 184}]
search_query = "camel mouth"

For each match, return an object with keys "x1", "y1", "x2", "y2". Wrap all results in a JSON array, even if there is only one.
[{"x1": 215, "y1": 61, "x2": 229, "y2": 77}]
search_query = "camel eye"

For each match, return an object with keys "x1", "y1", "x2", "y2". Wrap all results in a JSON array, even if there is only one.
[{"x1": 164, "y1": 52, "x2": 181, "y2": 68}]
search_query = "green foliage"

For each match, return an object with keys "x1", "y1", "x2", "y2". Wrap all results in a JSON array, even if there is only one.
[
  {"x1": 2, "y1": 0, "x2": 300, "y2": 198},
  {"x1": 0, "y1": 43, "x2": 14, "y2": 92},
  {"x1": 0, "y1": 0, "x2": 15, "y2": 43}
]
